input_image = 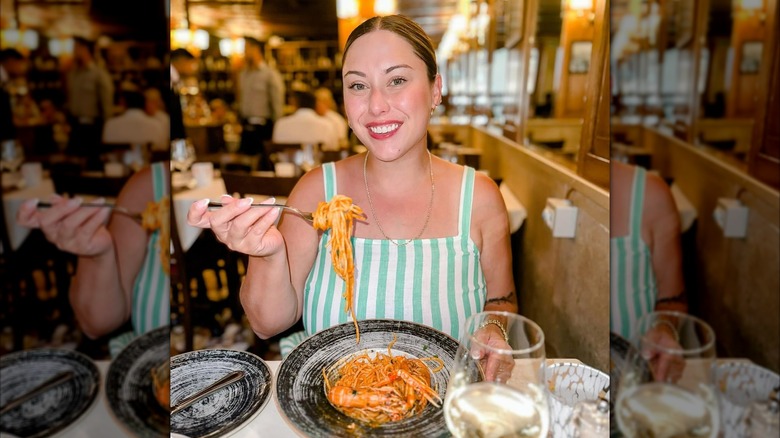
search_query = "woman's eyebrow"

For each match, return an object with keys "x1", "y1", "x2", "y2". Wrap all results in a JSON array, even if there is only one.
[{"x1": 344, "y1": 64, "x2": 413, "y2": 78}]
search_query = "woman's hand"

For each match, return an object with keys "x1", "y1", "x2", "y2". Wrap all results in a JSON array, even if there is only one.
[
  {"x1": 641, "y1": 324, "x2": 686, "y2": 383},
  {"x1": 186, "y1": 195, "x2": 284, "y2": 257},
  {"x1": 473, "y1": 324, "x2": 515, "y2": 383},
  {"x1": 16, "y1": 195, "x2": 113, "y2": 257}
]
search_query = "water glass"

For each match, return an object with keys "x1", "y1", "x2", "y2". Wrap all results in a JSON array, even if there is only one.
[
  {"x1": 615, "y1": 311, "x2": 719, "y2": 437},
  {"x1": 444, "y1": 311, "x2": 549, "y2": 437}
]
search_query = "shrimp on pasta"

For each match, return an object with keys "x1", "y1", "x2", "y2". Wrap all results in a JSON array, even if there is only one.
[
  {"x1": 323, "y1": 335, "x2": 445, "y2": 426},
  {"x1": 311, "y1": 194, "x2": 365, "y2": 341}
]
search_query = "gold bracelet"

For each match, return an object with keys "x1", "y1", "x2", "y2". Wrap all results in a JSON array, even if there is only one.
[
  {"x1": 651, "y1": 319, "x2": 679, "y2": 342},
  {"x1": 479, "y1": 318, "x2": 509, "y2": 343}
]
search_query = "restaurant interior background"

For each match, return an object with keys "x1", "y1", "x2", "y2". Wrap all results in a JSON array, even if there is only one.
[{"x1": 1, "y1": 0, "x2": 777, "y2": 380}]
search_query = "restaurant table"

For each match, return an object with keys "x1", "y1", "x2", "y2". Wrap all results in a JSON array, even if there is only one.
[{"x1": 2, "y1": 177, "x2": 55, "y2": 252}]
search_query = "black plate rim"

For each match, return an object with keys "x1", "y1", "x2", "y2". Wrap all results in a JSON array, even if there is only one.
[
  {"x1": 104, "y1": 325, "x2": 170, "y2": 438},
  {"x1": 169, "y1": 348, "x2": 273, "y2": 438},
  {"x1": 276, "y1": 319, "x2": 459, "y2": 438},
  {"x1": 0, "y1": 347, "x2": 101, "y2": 438}
]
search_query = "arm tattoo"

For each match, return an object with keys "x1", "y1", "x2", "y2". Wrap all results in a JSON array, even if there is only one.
[{"x1": 485, "y1": 291, "x2": 516, "y2": 306}]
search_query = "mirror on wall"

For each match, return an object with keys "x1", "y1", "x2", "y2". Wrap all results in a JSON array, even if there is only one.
[
  {"x1": 610, "y1": 0, "x2": 778, "y2": 189},
  {"x1": 522, "y1": 0, "x2": 604, "y2": 172}
]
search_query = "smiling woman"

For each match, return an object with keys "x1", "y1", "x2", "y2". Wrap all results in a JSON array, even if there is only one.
[{"x1": 186, "y1": 14, "x2": 517, "y2": 358}]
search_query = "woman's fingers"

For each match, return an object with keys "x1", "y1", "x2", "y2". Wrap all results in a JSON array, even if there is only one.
[
  {"x1": 187, "y1": 198, "x2": 213, "y2": 228},
  {"x1": 16, "y1": 198, "x2": 41, "y2": 228},
  {"x1": 209, "y1": 197, "x2": 254, "y2": 234}
]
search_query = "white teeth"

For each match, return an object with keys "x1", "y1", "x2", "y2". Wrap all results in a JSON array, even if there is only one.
[{"x1": 369, "y1": 124, "x2": 399, "y2": 134}]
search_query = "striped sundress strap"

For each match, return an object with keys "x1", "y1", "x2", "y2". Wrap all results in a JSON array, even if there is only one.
[
  {"x1": 322, "y1": 162, "x2": 337, "y2": 201},
  {"x1": 628, "y1": 166, "x2": 646, "y2": 239}
]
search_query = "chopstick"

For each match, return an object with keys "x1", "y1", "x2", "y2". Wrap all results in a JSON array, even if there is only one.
[
  {"x1": 0, "y1": 371, "x2": 75, "y2": 416},
  {"x1": 37, "y1": 202, "x2": 115, "y2": 209}
]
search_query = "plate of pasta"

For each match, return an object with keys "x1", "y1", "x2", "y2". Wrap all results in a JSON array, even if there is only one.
[{"x1": 276, "y1": 319, "x2": 458, "y2": 437}]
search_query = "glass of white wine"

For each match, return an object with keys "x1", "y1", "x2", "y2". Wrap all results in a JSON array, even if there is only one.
[
  {"x1": 615, "y1": 311, "x2": 719, "y2": 437},
  {"x1": 444, "y1": 311, "x2": 549, "y2": 438}
]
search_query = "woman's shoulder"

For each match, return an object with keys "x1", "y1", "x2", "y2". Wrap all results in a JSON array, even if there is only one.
[{"x1": 117, "y1": 165, "x2": 155, "y2": 208}]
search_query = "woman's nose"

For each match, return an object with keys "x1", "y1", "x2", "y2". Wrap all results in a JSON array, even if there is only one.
[{"x1": 368, "y1": 88, "x2": 390, "y2": 115}]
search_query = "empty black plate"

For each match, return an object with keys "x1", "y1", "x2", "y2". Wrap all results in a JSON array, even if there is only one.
[{"x1": 0, "y1": 348, "x2": 100, "y2": 438}]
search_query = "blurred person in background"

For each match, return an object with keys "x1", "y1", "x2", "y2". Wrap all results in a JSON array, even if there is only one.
[
  {"x1": 103, "y1": 89, "x2": 167, "y2": 150},
  {"x1": 314, "y1": 87, "x2": 348, "y2": 148},
  {"x1": 169, "y1": 48, "x2": 197, "y2": 141},
  {"x1": 1, "y1": 49, "x2": 26, "y2": 139},
  {"x1": 272, "y1": 89, "x2": 339, "y2": 151},
  {"x1": 65, "y1": 36, "x2": 114, "y2": 164},
  {"x1": 237, "y1": 36, "x2": 285, "y2": 159},
  {"x1": 143, "y1": 87, "x2": 170, "y2": 146}
]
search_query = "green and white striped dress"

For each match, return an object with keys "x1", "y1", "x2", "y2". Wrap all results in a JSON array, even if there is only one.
[
  {"x1": 281, "y1": 162, "x2": 487, "y2": 356},
  {"x1": 610, "y1": 166, "x2": 658, "y2": 340},
  {"x1": 109, "y1": 162, "x2": 170, "y2": 357}
]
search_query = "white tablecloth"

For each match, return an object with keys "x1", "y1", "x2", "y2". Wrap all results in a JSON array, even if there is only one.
[
  {"x1": 173, "y1": 178, "x2": 227, "y2": 252},
  {"x1": 2, "y1": 179, "x2": 56, "y2": 252}
]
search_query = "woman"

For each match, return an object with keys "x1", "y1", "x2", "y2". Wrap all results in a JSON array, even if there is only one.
[
  {"x1": 188, "y1": 16, "x2": 516, "y2": 365},
  {"x1": 17, "y1": 162, "x2": 170, "y2": 356}
]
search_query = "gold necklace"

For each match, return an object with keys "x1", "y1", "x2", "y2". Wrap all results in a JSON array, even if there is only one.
[{"x1": 363, "y1": 150, "x2": 435, "y2": 246}]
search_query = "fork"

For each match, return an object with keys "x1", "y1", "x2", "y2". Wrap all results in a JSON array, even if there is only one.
[
  {"x1": 207, "y1": 201, "x2": 314, "y2": 222},
  {"x1": 37, "y1": 202, "x2": 143, "y2": 221}
]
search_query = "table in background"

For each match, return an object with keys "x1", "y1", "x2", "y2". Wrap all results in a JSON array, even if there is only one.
[
  {"x1": 172, "y1": 175, "x2": 227, "y2": 252},
  {"x1": 2, "y1": 178, "x2": 55, "y2": 252}
]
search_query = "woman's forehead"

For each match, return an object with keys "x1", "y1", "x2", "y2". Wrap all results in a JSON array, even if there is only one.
[{"x1": 343, "y1": 30, "x2": 422, "y2": 71}]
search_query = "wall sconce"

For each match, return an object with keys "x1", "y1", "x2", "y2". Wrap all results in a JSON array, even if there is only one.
[
  {"x1": 374, "y1": 0, "x2": 397, "y2": 16},
  {"x1": 48, "y1": 37, "x2": 74, "y2": 57},
  {"x1": 1, "y1": 28, "x2": 39, "y2": 51},
  {"x1": 171, "y1": 26, "x2": 209, "y2": 51},
  {"x1": 542, "y1": 198, "x2": 578, "y2": 238},
  {"x1": 219, "y1": 37, "x2": 245, "y2": 57},
  {"x1": 713, "y1": 198, "x2": 749, "y2": 238},
  {"x1": 337, "y1": 0, "x2": 359, "y2": 19}
]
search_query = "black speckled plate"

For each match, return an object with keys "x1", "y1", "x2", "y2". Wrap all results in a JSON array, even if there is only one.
[
  {"x1": 169, "y1": 349, "x2": 271, "y2": 438},
  {"x1": 106, "y1": 326, "x2": 170, "y2": 438},
  {"x1": 0, "y1": 349, "x2": 99, "y2": 438},
  {"x1": 277, "y1": 319, "x2": 458, "y2": 438}
]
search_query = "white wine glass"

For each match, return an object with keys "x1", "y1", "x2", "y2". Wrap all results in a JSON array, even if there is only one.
[
  {"x1": 444, "y1": 311, "x2": 549, "y2": 437},
  {"x1": 615, "y1": 311, "x2": 719, "y2": 437}
]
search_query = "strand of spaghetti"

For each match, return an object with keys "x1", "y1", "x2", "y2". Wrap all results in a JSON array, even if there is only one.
[{"x1": 312, "y1": 195, "x2": 364, "y2": 342}]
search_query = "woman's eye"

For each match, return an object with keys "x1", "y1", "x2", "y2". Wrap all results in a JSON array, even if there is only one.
[
  {"x1": 348, "y1": 83, "x2": 366, "y2": 91},
  {"x1": 390, "y1": 77, "x2": 407, "y2": 86}
]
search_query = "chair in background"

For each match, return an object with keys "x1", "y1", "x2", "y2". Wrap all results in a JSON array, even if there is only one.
[
  {"x1": 221, "y1": 171, "x2": 300, "y2": 198},
  {"x1": 219, "y1": 153, "x2": 259, "y2": 173},
  {"x1": 169, "y1": 196, "x2": 193, "y2": 352}
]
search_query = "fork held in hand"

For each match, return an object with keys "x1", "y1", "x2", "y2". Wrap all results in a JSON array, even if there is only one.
[
  {"x1": 37, "y1": 202, "x2": 142, "y2": 221},
  {"x1": 207, "y1": 201, "x2": 314, "y2": 222}
]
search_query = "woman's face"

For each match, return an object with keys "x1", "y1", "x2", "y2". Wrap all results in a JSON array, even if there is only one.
[{"x1": 342, "y1": 30, "x2": 441, "y2": 161}]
